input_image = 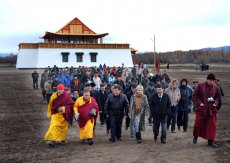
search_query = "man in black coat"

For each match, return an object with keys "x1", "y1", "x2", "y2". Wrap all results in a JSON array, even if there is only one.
[
  {"x1": 32, "y1": 70, "x2": 39, "y2": 90},
  {"x1": 105, "y1": 85, "x2": 129, "y2": 142},
  {"x1": 98, "y1": 83, "x2": 110, "y2": 127},
  {"x1": 150, "y1": 84, "x2": 171, "y2": 144},
  {"x1": 144, "y1": 82, "x2": 156, "y2": 125},
  {"x1": 51, "y1": 76, "x2": 61, "y2": 92}
]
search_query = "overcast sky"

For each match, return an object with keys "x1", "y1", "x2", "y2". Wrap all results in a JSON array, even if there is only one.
[{"x1": 0, "y1": 0, "x2": 230, "y2": 53}]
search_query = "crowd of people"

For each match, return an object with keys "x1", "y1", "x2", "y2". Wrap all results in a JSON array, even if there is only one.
[{"x1": 31, "y1": 63, "x2": 224, "y2": 148}]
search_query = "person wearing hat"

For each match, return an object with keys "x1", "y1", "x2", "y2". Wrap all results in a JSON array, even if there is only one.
[
  {"x1": 144, "y1": 82, "x2": 156, "y2": 126},
  {"x1": 44, "y1": 84, "x2": 74, "y2": 147},
  {"x1": 192, "y1": 73, "x2": 220, "y2": 148},
  {"x1": 149, "y1": 84, "x2": 171, "y2": 144},
  {"x1": 44, "y1": 77, "x2": 53, "y2": 103},
  {"x1": 64, "y1": 87, "x2": 71, "y2": 94}
]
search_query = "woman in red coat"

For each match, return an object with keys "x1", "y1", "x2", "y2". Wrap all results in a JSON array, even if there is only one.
[{"x1": 192, "y1": 73, "x2": 219, "y2": 148}]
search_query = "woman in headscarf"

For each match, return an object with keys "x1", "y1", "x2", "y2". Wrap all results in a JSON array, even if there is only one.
[
  {"x1": 44, "y1": 84, "x2": 74, "y2": 147},
  {"x1": 129, "y1": 85, "x2": 149, "y2": 143}
]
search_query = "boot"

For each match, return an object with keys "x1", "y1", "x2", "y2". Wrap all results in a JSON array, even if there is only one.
[
  {"x1": 48, "y1": 141, "x2": 55, "y2": 147},
  {"x1": 88, "y1": 139, "x2": 94, "y2": 145},
  {"x1": 208, "y1": 140, "x2": 218, "y2": 148},
  {"x1": 193, "y1": 136, "x2": 198, "y2": 144},
  {"x1": 178, "y1": 126, "x2": 180, "y2": 131},
  {"x1": 135, "y1": 133, "x2": 138, "y2": 140},
  {"x1": 138, "y1": 132, "x2": 142, "y2": 140}
]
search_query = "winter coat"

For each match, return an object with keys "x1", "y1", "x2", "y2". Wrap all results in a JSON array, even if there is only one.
[
  {"x1": 192, "y1": 82, "x2": 219, "y2": 115},
  {"x1": 104, "y1": 93, "x2": 129, "y2": 116},
  {"x1": 129, "y1": 94, "x2": 149, "y2": 132},
  {"x1": 144, "y1": 87, "x2": 156, "y2": 103},
  {"x1": 32, "y1": 72, "x2": 39, "y2": 81},
  {"x1": 97, "y1": 90, "x2": 110, "y2": 112},
  {"x1": 150, "y1": 93, "x2": 171, "y2": 117},
  {"x1": 178, "y1": 86, "x2": 193, "y2": 112}
]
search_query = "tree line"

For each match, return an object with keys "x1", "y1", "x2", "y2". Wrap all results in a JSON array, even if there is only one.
[
  {"x1": 135, "y1": 49, "x2": 230, "y2": 64},
  {"x1": 0, "y1": 55, "x2": 17, "y2": 64},
  {"x1": 1, "y1": 49, "x2": 230, "y2": 65}
]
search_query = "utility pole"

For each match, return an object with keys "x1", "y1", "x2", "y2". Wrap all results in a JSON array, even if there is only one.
[
  {"x1": 151, "y1": 35, "x2": 156, "y2": 70},
  {"x1": 154, "y1": 35, "x2": 156, "y2": 70}
]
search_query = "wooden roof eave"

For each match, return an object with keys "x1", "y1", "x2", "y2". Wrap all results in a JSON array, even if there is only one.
[{"x1": 41, "y1": 32, "x2": 108, "y2": 39}]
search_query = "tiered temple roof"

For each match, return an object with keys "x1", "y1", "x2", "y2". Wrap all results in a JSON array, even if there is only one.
[{"x1": 41, "y1": 17, "x2": 108, "y2": 44}]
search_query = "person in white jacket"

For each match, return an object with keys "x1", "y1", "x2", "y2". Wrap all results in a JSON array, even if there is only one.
[{"x1": 92, "y1": 72, "x2": 101, "y2": 91}]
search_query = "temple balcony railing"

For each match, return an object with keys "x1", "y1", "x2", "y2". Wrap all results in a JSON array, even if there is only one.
[{"x1": 19, "y1": 43, "x2": 130, "y2": 49}]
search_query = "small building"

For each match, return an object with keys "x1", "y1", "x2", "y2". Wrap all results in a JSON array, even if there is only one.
[{"x1": 16, "y1": 17, "x2": 134, "y2": 68}]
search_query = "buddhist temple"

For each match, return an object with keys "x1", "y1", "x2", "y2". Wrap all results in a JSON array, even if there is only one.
[{"x1": 16, "y1": 17, "x2": 134, "y2": 68}]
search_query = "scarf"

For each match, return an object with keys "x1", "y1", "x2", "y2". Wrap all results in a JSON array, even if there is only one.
[{"x1": 135, "y1": 94, "x2": 144, "y2": 113}]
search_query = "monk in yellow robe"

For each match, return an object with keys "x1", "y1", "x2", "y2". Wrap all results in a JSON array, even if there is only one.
[
  {"x1": 74, "y1": 89, "x2": 99, "y2": 145},
  {"x1": 44, "y1": 84, "x2": 74, "y2": 147}
]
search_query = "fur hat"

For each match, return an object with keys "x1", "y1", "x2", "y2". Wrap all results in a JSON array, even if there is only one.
[{"x1": 207, "y1": 73, "x2": 216, "y2": 80}]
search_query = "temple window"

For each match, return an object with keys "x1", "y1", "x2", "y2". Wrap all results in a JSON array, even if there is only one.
[
  {"x1": 76, "y1": 52, "x2": 84, "y2": 62},
  {"x1": 90, "y1": 52, "x2": 97, "y2": 62},
  {"x1": 61, "y1": 52, "x2": 69, "y2": 62}
]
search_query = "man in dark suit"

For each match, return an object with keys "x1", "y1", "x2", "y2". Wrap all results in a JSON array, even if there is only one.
[
  {"x1": 98, "y1": 83, "x2": 110, "y2": 127},
  {"x1": 150, "y1": 84, "x2": 171, "y2": 144}
]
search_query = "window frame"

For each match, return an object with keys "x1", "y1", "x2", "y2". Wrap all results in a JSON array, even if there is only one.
[
  {"x1": 75, "y1": 52, "x2": 84, "y2": 62},
  {"x1": 90, "y1": 52, "x2": 98, "y2": 62},
  {"x1": 61, "y1": 52, "x2": 69, "y2": 62}
]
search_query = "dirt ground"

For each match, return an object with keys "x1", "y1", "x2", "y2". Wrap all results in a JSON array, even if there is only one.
[{"x1": 0, "y1": 64, "x2": 230, "y2": 163}]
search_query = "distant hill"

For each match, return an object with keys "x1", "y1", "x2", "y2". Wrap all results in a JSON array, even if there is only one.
[
  {"x1": 199, "y1": 46, "x2": 230, "y2": 51},
  {"x1": 0, "y1": 53, "x2": 17, "y2": 57},
  {"x1": 0, "y1": 53, "x2": 10, "y2": 57}
]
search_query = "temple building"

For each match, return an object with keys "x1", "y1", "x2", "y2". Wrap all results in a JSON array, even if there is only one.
[{"x1": 16, "y1": 17, "x2": 135, "y2": 68}]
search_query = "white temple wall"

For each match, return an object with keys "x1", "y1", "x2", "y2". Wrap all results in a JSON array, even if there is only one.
[
  {"x1": 16, "y1": 49, "x2": 38, "y2": 68},
  {"x1": 17, "y1": 48, "x2": 133, "y2": 68}
]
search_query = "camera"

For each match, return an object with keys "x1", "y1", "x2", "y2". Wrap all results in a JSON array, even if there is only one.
[{"x1": 207, "y1": 97, "x2": 214, "y2": 103}]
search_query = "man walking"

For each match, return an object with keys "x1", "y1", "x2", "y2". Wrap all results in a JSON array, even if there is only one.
[
  {"x1": 32, "y1": 70, "x2": 39, "y2": 89},
  {"x1": 44, "y1": 77, "x2": 53, "y2": 103},
  {"x1": 98, "y1": 83, "x2": 110, "y2": 126},
  {"x1": 150, "y1": 84, "x2": 171, "y2": 144},
  {"x1": 105, "y1": 85, "x2": 129, "y2": 142}
]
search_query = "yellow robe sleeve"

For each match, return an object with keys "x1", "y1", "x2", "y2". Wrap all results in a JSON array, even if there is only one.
[
  {"x1": 74, "y1": 96, "x2": 85, "y2": 115},
  {"x1": 46, "y1": 93, "x2": 58, "y2": 118},
  {"x1": 73, "y1": 99, "x2": 79, "y2": 115}
]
